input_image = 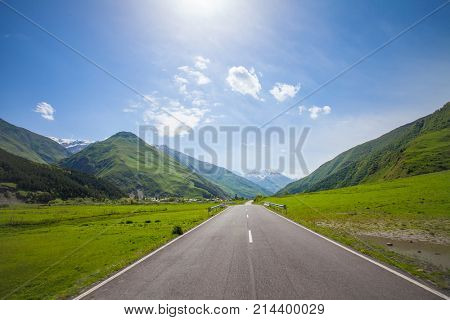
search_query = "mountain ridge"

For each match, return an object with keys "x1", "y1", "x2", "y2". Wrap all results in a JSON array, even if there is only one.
[
  {"x1": 244, "y1": 170, "x2": 293, "y2": 194},
  {"x1": 157, "y1": 145, "x2": 271, "y2": 198},
  {"x1": 49, "y1": 136, "x2": 92, "y2": 154},
  {"x1": 0, "y1": 118, "x2": 70, "y2": 163},
  {"x1": 60, "y1": 132, "x2": 229, "y2": 199},
  {"x1": 277, "y1": 102, "x2": 450, "y2": 195}
]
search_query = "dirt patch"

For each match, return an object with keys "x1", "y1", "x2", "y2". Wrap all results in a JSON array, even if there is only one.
[
  {"x1": 357, "y1": 229, "x2": 450, "y2": 245},
  {"x1": 315, "y1": 220, "x2": 450, "y2": 245},
  {"x1": 359, "y1": 235, "x2": 450, "y2": 269}
]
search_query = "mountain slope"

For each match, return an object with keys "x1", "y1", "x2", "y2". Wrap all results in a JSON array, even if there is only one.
[
  {"x1": 277, "y1": 102, "x2": 450, "y2": 195},
  {"x1": 60, "y1": 132, "x2": 228, "y2": 199},
  {"x1": 0, "y1": 148, "x2": 124, "y2": 202},
  {"x1": 157, "y1": 145, "x2": 271, "y2": 198},
  {"x1": 244, "y1": 170, "x2": 293, "y2": 194},
  {"x1": 0, "y1": 119, "x2": 70, "y2": 163}
]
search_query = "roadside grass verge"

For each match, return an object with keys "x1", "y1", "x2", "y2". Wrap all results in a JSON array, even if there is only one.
[
  {"x1": 0, "y1": 202, "x2": 226, "y2": 299},
  {"x1": 261, "y1": 170, "x2": 450, "y2": 293}
]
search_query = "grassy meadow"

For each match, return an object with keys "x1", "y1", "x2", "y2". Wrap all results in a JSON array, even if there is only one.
[
  {"x1": 262, "y1": 170, "x2": 450, "y2": 291},
  {"x1": 0, "y1": 202, "x2": 224, "y2": 299}
]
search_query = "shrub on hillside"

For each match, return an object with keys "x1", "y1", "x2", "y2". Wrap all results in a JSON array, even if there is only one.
[{"x1": 172, "y1": 225, "x2": 183, "y2": 235}]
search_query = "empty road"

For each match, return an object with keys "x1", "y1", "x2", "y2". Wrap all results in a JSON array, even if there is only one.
[{"x1": 78, "y1": 204, "x2": 444, "y2": 299}]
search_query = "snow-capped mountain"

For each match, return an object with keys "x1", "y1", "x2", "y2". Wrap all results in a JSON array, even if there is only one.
[
  {"x1": 244, "y1": 170, "x2": 294, "y2": 194},
  {"x1": 49, "y1": 137, "x2": 92, "y2": 154}
]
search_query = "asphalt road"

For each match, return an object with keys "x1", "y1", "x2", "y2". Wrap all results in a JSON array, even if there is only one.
[{"x1": 79, "y1": 204, "x2": 443, "y2": 299}]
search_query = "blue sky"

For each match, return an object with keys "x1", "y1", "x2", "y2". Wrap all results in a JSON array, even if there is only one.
[{"x1": 1, "y1": 0, "x2": 449, "y2": 177}]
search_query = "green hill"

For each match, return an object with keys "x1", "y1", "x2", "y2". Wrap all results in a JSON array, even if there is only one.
[
  {"x1": 277, "y1": 102, "x2": 450, "y2": 195},
  {"x1": 0, "y1": 118, "x2": 70, "y2": 164},
  {"x1": 157, "y1": 145, "x2": 271, "y2": 198},
  {"x1": 60, "y1": 132, "x2": 228, "y2": 199},
  {"x1": 0, "y1": 148, "x2": 124, "y2": 202}
]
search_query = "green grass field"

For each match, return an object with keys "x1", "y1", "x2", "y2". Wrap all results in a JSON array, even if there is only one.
[
  {"x1": 0, "y1": 202, "x2": 224, "y2": 299},
  {"x1": 262, "y1": 170, "x2": 450, "y2": 291}
]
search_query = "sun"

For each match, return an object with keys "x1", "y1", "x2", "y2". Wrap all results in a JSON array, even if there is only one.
[{"x1": 177, "y1": 0, "x2": 225, "y2": 17}]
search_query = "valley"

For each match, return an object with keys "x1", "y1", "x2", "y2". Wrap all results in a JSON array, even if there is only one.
[
  {"x1": 2, "y1": 0, "x2": 450, "y2": 312},
  {"x1": 0, "y1": 103, "x2": 449, "y2": 299}
]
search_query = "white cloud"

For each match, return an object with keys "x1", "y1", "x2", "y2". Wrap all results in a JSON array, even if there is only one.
[
  {"x1": 144, "y1": 103, "x2": 209, "y2": 136},
  {"x1": 270, "y1": 82, "x2": 300, "y2": 102},
  {"x1": 137, "y1": 94, "x2": 209, "y2": 136},
  {"x1": 194, "y1": 56, "x2": 210, "y2": 70},
  {"x1": 178, "y1": 66, "x2": 211, "y2": 85},
  {"x1": 173, "y1": 75, "x2": 189, "y2": 95},
  {"x1": 192, "y1": 97, "x2": 207, "y2": 107},
  {"x1": 122, "y1": 102, "x2": 145, "y2": 113},
  {"x1": 203, "y1": 114, "x2": 225, "y2": 124},
  {"x1": 143, "y1": 94, "x2": 159, "y2": 107},
  {"x1": 34, "y1": 102, "x2": 55, "y2": 120},
  {"x1": 123, "y1": 94, "x2": 159, "y2": 113},
  {"x1": 323, "y1": 105, "x2": 331, "y2": 114},
  {"x1": 173, "y1": 56, "x2": 213, "y2": 110},
  {"x1": 173, "y1": 75, "x2": 188, "y2": 85},
  {"x1": 173, "y1": 75, "x2": 207, "y2": 106},
  {"x1": 308, "y1": 105, "x2": 332, "y2": 119},
  {"x1": 226, "y1": 66, "x2": 262, "y2": 100}
]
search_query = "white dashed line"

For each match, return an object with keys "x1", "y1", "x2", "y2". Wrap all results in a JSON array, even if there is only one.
[{"x1": 248, "y1": 230, "x2": 253, "y2": 243}]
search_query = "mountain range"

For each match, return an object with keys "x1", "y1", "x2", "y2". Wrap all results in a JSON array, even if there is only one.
[
  {"x1": 157, "y1": 145, "x2": 272, "y2": 198},
  {"x1": 1, "y1": 102, "x2": 448, "y2": 202},
  {"x1": 49, "y1": 137, "x2": 92, "y2": 154},
  {"x1": 0, "y1": 119, "x2": 276, "y2": 199},
  {"x1": 277, "y1": 102, "x2": 450, "y2": 195},
  {"x1": 59, "y1": 132, "x2": 229, "y2": 199},
  {"x1": 244, "y1": 170, "x2": 293, "y2": 194}
]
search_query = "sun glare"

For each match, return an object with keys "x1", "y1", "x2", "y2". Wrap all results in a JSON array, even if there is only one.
[{"x1": 178, "y1": 0, "x2": 225, "y2": 17}]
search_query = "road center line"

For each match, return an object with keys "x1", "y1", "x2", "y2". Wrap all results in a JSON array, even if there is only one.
[
  {"x1": 246, "y1": 214, "x2": 248, "y2": 219},
  {"x1": 248, "y1": 229, "x2": 253, "y2": 243}
]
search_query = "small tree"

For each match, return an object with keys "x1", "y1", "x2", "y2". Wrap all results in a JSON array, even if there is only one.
[{"x1": 172, "y1": 225, "x2": 183, "y2": 235}]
